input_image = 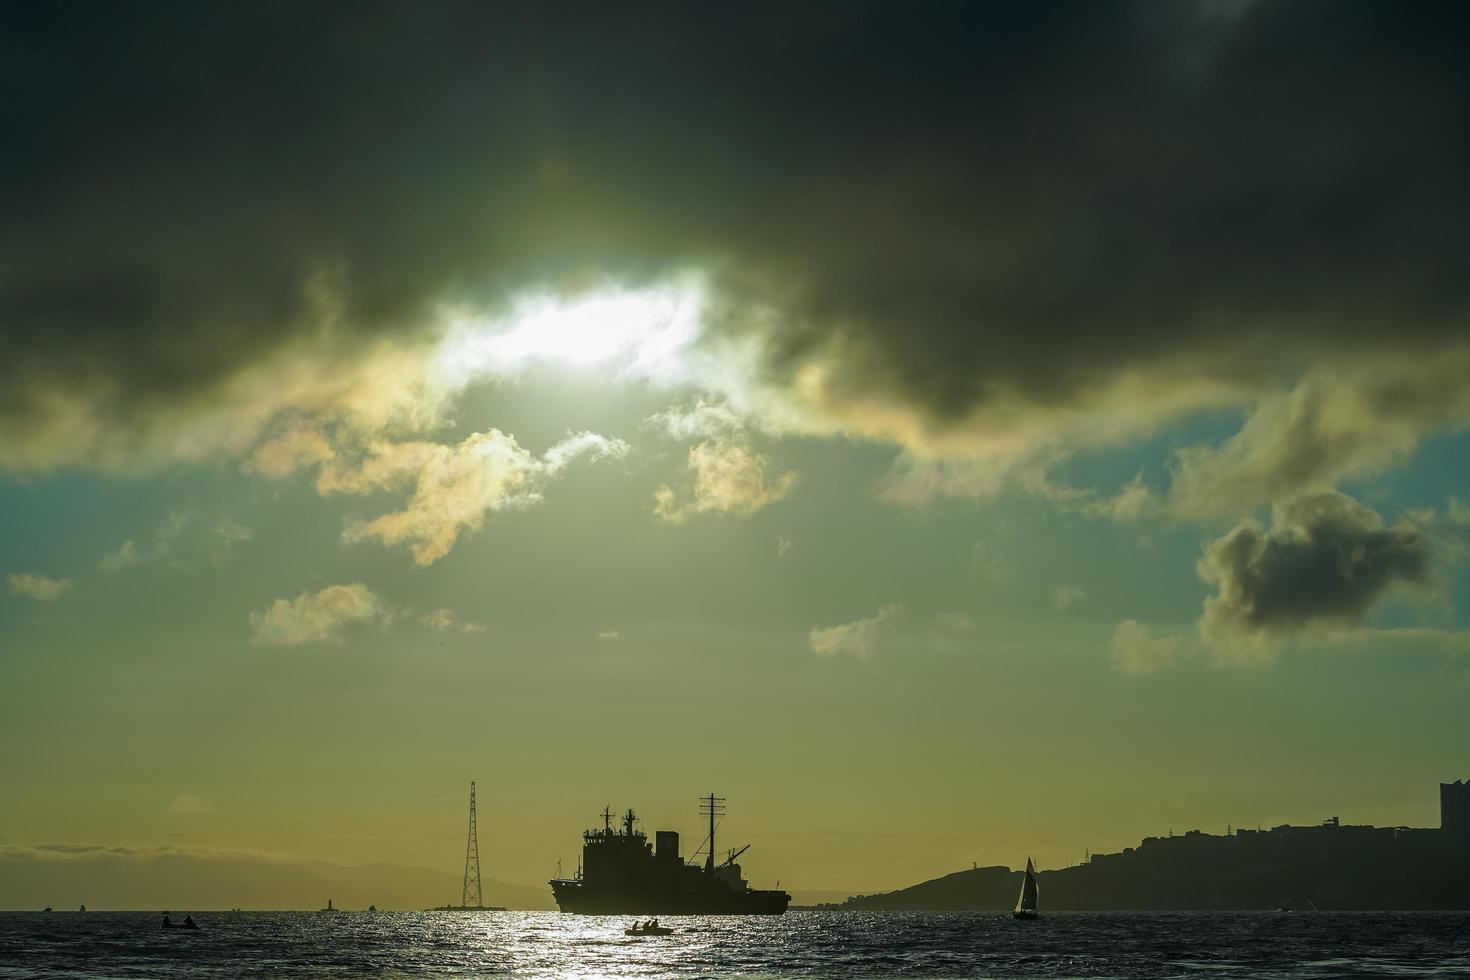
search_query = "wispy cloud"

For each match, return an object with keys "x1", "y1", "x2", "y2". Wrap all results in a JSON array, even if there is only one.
[
  {"x1": 242, "y1": 423, "x2": 336, "y2": 480},
  {"x1": 1, "y1": 843, "x2": 270, "y2": 862},
  {"x1": 809, "y1": 604, "x2": 905, "y2": 661},
  {"x1": 647, "y1": 399, "x2": 746, "y2": 441},
  {"x1": 98, "y1": 540, "x2": 141, "y2": 573},
  {"x1": 168, "y1": 793, "x2": 214, "y2": 815},
  {"x1": 7, "y1": 572, "x2": 74, "y2": 602},
  {"x1": 208, "y1": 519, "x2": 254, "y2": 564},
  {"x1": 420, "y1": 608, "x2": 485, "y2": 634},
  {"x1": 249, "y1": 583, "x2": 385, "y2": 646},
  {"x1": 1084, "y1": 472, "x2": 1154, "y2": 521},
  {"x1": 1052, "y1": 585, "x2": 1087, "y2": 611},
  {"x1": 1109, "y1": 621, "x2": 1184, "y2": 675},
  {"x1": 1169, "y1": 355, "x2": 1470, "y2": 519}
]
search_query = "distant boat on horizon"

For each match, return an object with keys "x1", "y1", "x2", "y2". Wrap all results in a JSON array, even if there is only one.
[{"x1": 1012, "y1": 858, "x2": 1039, "y2": 920}]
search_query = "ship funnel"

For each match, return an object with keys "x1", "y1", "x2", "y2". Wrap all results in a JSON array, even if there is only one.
[{"x1": 656, "y1": 830, "x2": 680, "y2": 860}]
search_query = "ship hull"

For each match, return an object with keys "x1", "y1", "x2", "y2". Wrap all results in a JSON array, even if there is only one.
[{"x1": 550, "y1": 879, "x2": 789, "y2": 915}]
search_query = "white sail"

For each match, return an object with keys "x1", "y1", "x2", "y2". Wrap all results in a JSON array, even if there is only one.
[{"x1": 1016, "y1": 857, "x2": 1038, "y2": 912}]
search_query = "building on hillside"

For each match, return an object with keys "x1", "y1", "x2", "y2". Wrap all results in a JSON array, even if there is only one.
[{"x1": 1441, "y1": 779, "x2": 1470, "y2": 842}]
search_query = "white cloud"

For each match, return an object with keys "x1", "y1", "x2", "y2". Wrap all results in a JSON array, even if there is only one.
[
  {"x1": 655, "y1": 439, "x2": 795, "y2": 523},
  {"x1": 597, "y1": 629, "x2": 620, "y2": 641},
  {"x1": 647, "y1": 399, "x2": 746, "y2": 440},
  {"x1": 168, "y1": 793, "x2": 214, "y2": 815},
  {"x1": 420, "y1": 608, "x2": 485, "y2": 634},
  {"x1": 809, "y1": 604, "x2": 905, "y2": 661},
  {"x1": 7, "y1": 572, "x2": 73, "y2": 602},
  {"x1": 98, "y1": 540, "x2": 140, "y2": 573},
  {"x1": 1052, "y1": 585, "x2": 1086, "y2": 611},
  {"x1": 541, "y1": 431, "x2": 631, "y2": 470},
  {"x1": 335, "y1": 429, "x2": 627, "y2": 565},
  {"x1": 249, "y1": 583, "x2": 384, "y2": 646},
  {"x1": 1109, "y1": 620, "x2": 1183, "y2": 674}
]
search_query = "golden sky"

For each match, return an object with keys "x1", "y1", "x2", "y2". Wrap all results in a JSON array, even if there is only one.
[{"x1": 3, "y1": 1, "x2": 1470, "y2": 908}]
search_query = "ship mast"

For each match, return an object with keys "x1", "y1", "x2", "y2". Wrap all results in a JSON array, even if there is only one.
[{"x1": 701, "y1": 793, "x2": 725, "y2": 874}]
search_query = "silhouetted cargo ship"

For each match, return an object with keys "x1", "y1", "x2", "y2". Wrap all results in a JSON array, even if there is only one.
[{"x1": 549, "y1": 795, "x2": 790, "y2": 915}]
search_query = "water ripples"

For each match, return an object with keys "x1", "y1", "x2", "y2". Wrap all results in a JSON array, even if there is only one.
[{"x1": 1, "y1": 910, "x2": 1468, "y2": 978}]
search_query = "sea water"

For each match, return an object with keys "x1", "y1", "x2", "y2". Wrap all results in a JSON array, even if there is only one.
[{"x1": 1, "y1": 910, "x2": 1467, "y2": 978}]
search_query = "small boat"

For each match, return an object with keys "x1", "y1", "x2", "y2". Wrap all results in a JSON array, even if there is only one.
[
  {"x1": 1012, "y1": 857, "x2": 1039, "y2": 920},
  {"x1": 625, "y1": 920, "x2": 675, "y2": 936},
  {"x1": 162, "y1": 915, "x2": 200, "y2": 930}
]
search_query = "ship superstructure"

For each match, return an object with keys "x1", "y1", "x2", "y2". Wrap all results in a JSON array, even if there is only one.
[{"x1": 549, "y1": 794, "x2": 790, "y2": 914}]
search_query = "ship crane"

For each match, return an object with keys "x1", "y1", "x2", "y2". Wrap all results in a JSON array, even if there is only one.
[{"x1": 721, "y1": 844, "x2": 751, "y2": 867}]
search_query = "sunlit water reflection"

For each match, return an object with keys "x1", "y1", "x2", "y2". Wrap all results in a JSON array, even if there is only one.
[{"x1": 2, "y1": 910, "x2": 1468, "y2": 978}]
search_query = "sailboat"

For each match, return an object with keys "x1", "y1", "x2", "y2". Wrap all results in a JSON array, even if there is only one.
[{"x1": 1012, "y1": 858, "x2": 1039, "y2": 920}]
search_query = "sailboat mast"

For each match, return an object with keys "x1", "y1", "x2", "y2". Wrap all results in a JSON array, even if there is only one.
[{"x1": 1016, "y1": 856, "x2": 1039, "y2": 912}]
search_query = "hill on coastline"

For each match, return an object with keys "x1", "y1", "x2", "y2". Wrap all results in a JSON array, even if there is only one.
[
  {"x1": 0, "y1": 844, "x2": 556, "y2": 911},
  {"x1": 823, "y1": 823, "x2": 1470, "y2": 911}
]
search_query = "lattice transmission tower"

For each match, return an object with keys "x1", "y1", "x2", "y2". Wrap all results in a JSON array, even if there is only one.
[{"x1": 462, "y1": 781, "x2": 483, "y2": 908}]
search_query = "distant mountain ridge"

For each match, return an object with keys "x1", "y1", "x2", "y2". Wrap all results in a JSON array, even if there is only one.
[
  {"x1": 0, "y1": 845, "x2": 556, "y2": 911},
  {"x1": 823, "y1": 822, "x2": 1470, "y2": 911}
]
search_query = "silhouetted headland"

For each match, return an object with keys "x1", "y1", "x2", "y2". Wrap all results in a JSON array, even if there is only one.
[{"x1": 819, "y1": 780, "x2": 1470, "y2": 911}]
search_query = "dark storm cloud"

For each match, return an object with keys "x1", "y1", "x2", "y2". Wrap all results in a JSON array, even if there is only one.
[
  {"x1": 3, "y1": 1, "x2": 1469, "y2": 463},
  {"x1": 1198, "y1": 491, "x2": 1430, "y2": 650}
]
